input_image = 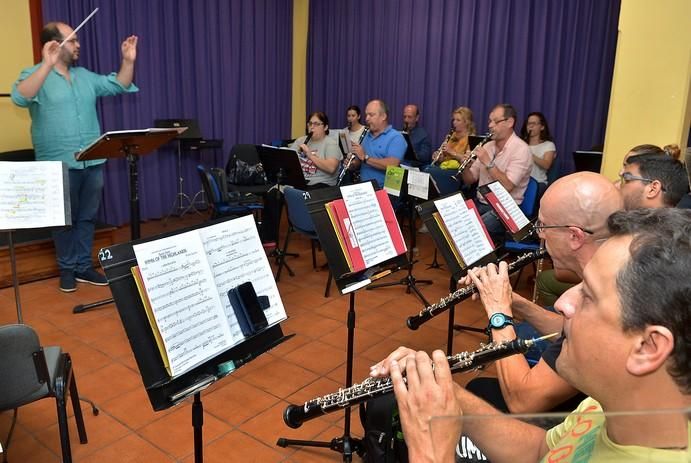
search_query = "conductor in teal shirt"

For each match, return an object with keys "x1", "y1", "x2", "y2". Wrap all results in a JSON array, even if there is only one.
[
  {"x1": 12, "y1": 21, "x2": 139, "y2": 293},
  {"x1": 350, "y1": 99, "x2": 407, "y2": 188}
]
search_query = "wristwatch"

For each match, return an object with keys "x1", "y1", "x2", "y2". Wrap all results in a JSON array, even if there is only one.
[
  {"x1": 486, "y1": 157, "x2": 496, "y2": 169},
  {"x1": 486, "y1": 312, "x2": 513, "y2": 333},
  {"x1": 363, "y1": 154, "x2": 370, "y2": 164}
]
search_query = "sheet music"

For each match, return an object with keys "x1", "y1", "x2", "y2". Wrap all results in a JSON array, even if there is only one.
[
  {"x1": 407, "y1": 170, "x2": 430, "y2": 200},
  {"x1": 198, "y1": 215, "x2": 286, "y2": 341},
  {"x1": 0, "y1": 161, "x2": 69, "y2": 230},
  {"x1": 341, "y1": 183, "x2": 397, "y2": 268},
  {"x1": 133, "y1": 232, "x2": 233, "y2": 377},
  {"x1": 487, "y1": 182, "x2": 530, "y2": 229},
  {"x1": 435, "y1": 194, "x2": 494, "y2": 266}
]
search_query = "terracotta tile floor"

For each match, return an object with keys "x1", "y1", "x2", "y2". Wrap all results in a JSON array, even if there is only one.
[{"x1": 0, "y1": 214, "x2": 535, "y2": 462}]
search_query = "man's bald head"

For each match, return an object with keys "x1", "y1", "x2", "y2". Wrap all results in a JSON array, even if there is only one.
[{"x1": 541, "y1": 172, "x2": 623, "y2": 239}]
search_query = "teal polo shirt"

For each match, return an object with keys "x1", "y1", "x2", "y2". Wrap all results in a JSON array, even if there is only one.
[{"x1": 12, "y1": 64, "x2": 139, "y2": 169}]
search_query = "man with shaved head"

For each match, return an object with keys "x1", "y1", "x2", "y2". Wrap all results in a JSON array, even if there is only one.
[
  {"x1": 372, "y1": 172, "x2": 624, "y2": 429},
  {"x1": 402, "y1": 104, "x2": 432, "y2": 163}
]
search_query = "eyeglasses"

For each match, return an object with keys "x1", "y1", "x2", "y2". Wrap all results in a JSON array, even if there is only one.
[
  {"x1": 488, "y1": 118, "x2": 507, "y2": 125},
  {"x1": 618, "y1": 172, "x2": 666, "y2": 191},
  {"x1": 534, "y1": 219, "x2": 594, "y2": 235},
  {"x1": 307, "y1": 121, "x2": 324, "y2": 127}
]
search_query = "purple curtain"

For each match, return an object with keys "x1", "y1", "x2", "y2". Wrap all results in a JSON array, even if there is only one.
[
  {"x1": 307, "y1": 0, "x2": 620, "y2": 178},
  {"x1": 42, "y1": 0, "x2": 293, "y2": 225}
]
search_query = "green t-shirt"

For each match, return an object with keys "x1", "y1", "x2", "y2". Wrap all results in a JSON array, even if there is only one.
[{"x1": 542, "y1": 397, "x2": 689, "y2": 463}]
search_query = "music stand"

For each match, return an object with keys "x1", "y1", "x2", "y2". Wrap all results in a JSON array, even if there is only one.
[
  {"x1": 101, "y1": 216, "x2": 292, "y2": 463},
  {"x1": 366, "y1": 169, "x2": 433, "y2": 306},
  {"x1": 72, "y1": 127, "x2": 185, "y2": 314},
  {"x1": 0, "y1": 161, "x2": 71, "y2": 323},
  {"x1": 413, "y1": 193, "x2": 497, "y2": 354},
  {"x1": 276, "y1": 184, "x2": 408, "y2": 462},
  {"x1": 154, "y1": 119, "x2": 204, "y2": 220},
  {"x1": 256, "y1": 145, "x2": 307, "y2": 279}
]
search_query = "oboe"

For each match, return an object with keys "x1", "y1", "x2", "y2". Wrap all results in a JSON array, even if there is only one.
[
  {"x1": 406, "y1": 247, "x2": 547, "y2": 330},
  {"x1": 283, "y1": 334, "x2": 557, "y2": 429},
  {"x1": 431, "y1": 127, "x2": 455, "y2": 165},
  {"x1": 452, "y1": 132, "x2": 493, "y2": 180},
  {"x1": 337, "y1": 126, "x2": 370, "y2": 185}
]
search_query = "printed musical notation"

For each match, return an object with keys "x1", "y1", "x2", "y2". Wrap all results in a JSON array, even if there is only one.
[
  {"x1": 133, "y1": 230, "x2": 233, "y2": 377},
  {"x1": 0, "y1": 161, "x2": 69, "y2": 230},
  {"x1": 435, "y1": 194, "x2": 494, "y2": 266},
  {"x1": 341, "y1": 183, "x2": 397, "y2": 268},
  {"x1": 132, "y1": 215, "x2": 287, "y2": 378},
  {"x1": 487, "y1": 182, "x2": 530, "y2": 230}
]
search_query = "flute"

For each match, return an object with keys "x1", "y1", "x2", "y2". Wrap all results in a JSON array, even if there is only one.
[
  {"x1": 406, "y1": 247, "x2": 547, "y2": 330},
  {"x1": 452, "y1": 132, "x2": 493, "y2": 180},
  {"x1": 283, "y1": 334, "x2": 557, "y2": 429}
]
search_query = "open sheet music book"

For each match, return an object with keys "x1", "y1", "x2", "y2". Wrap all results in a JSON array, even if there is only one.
[
  {"x1": 0, "y1": 161, "x2": 70, "y2": 230},
  {"x1": 433, "y1": 193, "x2": 494, "y2": 267},
  {"x1": 324, "y1": 182, "x2": 406, "y2": 275},
  {"x1": 478, "y1": 181, "x2": 531, "y2": 236},
  {"x1": 130, "y1": 215, "x2": 286, "y2": 378}
]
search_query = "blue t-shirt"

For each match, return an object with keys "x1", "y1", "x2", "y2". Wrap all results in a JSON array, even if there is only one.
[
  {"x1": 360, "y1": 125, "x2": 407, "y2": 187},
  {"x1": 12, "y1": 64, "x2": 139, "y2": 169}
]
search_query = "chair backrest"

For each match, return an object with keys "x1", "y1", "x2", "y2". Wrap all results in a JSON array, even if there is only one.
[
  {"x1": 197, "y1": 165, "x2": 223, "y2": 206},
  {"x1": 226, "y1": 144, "x2": 260, "y2": 172},
  {"x1": 283, "y1": 187, "x2": 316, "y2": 234},
  {"x1": 210, "y1": 167, "x2": 230, "y2": 202},
  {"x1": 520, "y1": 177, "x2": 540, "y2": 219},
  {"x1": 0, "y1": 149, "x2": 35, "y2": 162},
  {"x1": 0, "y1": 324, "x2": 46, "y2": 410}
]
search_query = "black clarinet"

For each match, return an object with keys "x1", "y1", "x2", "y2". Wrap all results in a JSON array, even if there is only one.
[
  {"x1": 283, "y1": 335, "x2": 555, "y2": 429},
  {"x1": 337, "y1": 127, "x2": 370, "y2": 185},
  {"x1": 406, "y1": 247, "x2": 547, "y2": 330}
]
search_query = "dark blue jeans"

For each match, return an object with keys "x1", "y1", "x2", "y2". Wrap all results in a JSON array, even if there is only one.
[{"x1": 53, "y1": 165, "x2": 104, "y2": 273}]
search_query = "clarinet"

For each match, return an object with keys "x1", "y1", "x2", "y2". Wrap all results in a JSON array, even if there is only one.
[
  {"x1": 452, "y1": 132, "x2": 493, "y2": 180},
  {"x1": 283, "y1": 335, "x2": 556, "y2": 429},
  {"x1": 337, "y1": 127, "x2": 370, "y2": 185},
  {"x1": 431, "y1": 127, "x2": 455, "y2": 165},
  {"x1": 406, "y1": 247, "x2": 547, "y2": 330}
]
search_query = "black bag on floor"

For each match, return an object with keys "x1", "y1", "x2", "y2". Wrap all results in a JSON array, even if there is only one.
[{"x1": 359, "y1": 395, "x2": 408, "y2": 463}]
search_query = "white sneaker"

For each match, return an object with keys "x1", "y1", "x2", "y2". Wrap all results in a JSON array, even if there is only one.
[{"x1": 418, "y1": 224, "x2": 429, "y2": 233}]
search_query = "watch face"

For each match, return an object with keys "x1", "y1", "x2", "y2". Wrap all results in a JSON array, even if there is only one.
[{"x1": 490, "y1": 313, "x2": 506, "y2": 328}]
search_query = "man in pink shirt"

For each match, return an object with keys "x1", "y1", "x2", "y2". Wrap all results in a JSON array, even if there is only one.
[{"x1": 462, "y1": 103, "x2": 533, "y2": 244}]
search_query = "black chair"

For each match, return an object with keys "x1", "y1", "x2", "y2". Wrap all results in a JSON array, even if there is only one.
[
  {"x1": 225, "y1": 144, "x2": 271, "y2": 195},
  {"x1": 276, "y1": 187, "x2": 332, "y2": 297},
  {"x1": 0, "y1": 324, "x2": 93, "y2": 463},
  {"x1": 197, "y1": 165, "x2": 263, "y2": 219}
]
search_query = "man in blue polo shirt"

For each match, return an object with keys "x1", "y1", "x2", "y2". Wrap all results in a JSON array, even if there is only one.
[
  {"x1": 350, "y1": 99, "x2": 407, "y2": 187},
  {"x1": 12, "y1": 21, "x2": 139, "y2": 293}
]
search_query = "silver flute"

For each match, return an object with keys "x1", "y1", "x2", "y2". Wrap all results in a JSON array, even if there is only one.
[
  {"x1": 452, "y1": 132, "x2": 493, "y2": 180},
  {"x1": 283, "y1": 335, "x2": 557, "y2": 429},
  {"x1": 406, "y1": 247, "x2": 547, "y2": 330}
]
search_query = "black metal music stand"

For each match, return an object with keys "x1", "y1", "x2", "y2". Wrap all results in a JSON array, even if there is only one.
[
  {"x1": 276, "y1": 184, "x2": 407, "y2": 462},
  {"x1": 414, "y1": 193, "x2": 497, "y2": 354},
  {"x1": 366, "y1": 170, "x2": 432, "y2": 306},
  {"x1": 256, "y1": 145, "x2": 307, "y2": 280},
  {"x1": 101, "y1": 216, "x2": 292, "y2": 463},
  {"x1": 72, "y1": 127, "x2": 185, "y2": 314},
  {"x1": 154, "y1": 119, "x2": 205, "y2": 221}
]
